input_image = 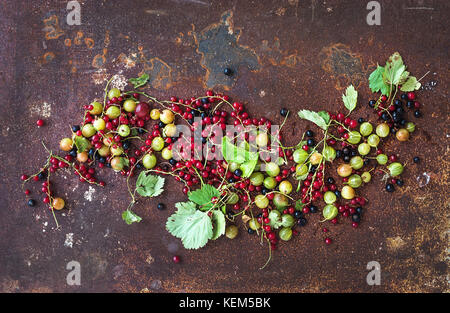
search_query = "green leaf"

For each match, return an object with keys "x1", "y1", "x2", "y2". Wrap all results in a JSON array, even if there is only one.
[
  {"x1": 297, "y1": 110, "x2": 329, "y2": 130},
  {"x1": 122, "y1": 209, "x2": 142, "y2": 225},
  {"x1": 211, "y1": 210, "x2": 226, "y2": 240},
  {"x1": 166, "y1": 205, "x2": 213, "y2": 249},
  {"x1": 383, "y1": 52, "x2": 406, "y2": 86},
  {"x1": 317, "y1": 111, "x2": 330, "y2": 125},
  {"x1": 222, "y1": 137, "x2": 258, "y2": 178},
  {"x1": 268, "y1": 211, "x2": 283, "y2": 229},
  {"x1": 295, "y1": 140, "x2": 307, "y2": 149},
  {"x1": 74, "y1": 136, "x2": 90, "y2": 153},
  {"x1": 369, "y1": 65, "x2": 389, "y2": 95},
  {"x1": 136, "y1": 172, "x2": 165, "y2": 197},
  {"x1": 342, "y1": 85, "x2": 358, "y2": 113},
  {"x1": 400, "y1": 76, "x2": 421, "y2": 92},
  {"x1": 240, "y1": 160, "x2": 258, "y2": 178},
  {"x1": 188, "y1": 185, "x2": 220, "y2": 211},
  {"x1": 295, "y1": 200, "x2": 305, "y2": 210},
  {"x1": 175, "y1": 201, "x2": 198, "y2": 214},
  {"x1": 129, "y1": 73, "x2": 149, "y2": 89}
]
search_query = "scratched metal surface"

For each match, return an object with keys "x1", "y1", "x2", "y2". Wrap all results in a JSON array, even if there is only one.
[{"x1": 0, "y1": 0, "x2": 448, "y2": 292}]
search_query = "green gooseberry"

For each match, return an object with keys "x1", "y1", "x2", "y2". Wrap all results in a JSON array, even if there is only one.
[
  {"x1": 249, "y1": 218, "x2": 260, "y2": 230},
  {"x1": 348, "y1": 174, "x2": 362, "y2": 188},
  {"x1": 293, "y1": 149, "x2": 309, "y2": 164},
  {"x1": 406, "y1": 122, "x2": 416, "y2": 133},
  {"x1": 273, "y1": 193, "x2": 288, "y2": 210},
  {"x1": 265, "y1": 162, "x2": 280, "y2": 177},
  {"x1": 358, "y1": 143, "x2": 371, "y2": 156},
  {"x1": 255, "y1": 194, "x2": 269, "y2": 209},
  {"x1": 324, "y1": 191, "x2": 337, "y2": 204},
  {"x1": 263, "y1": 177, "x2": 277, "y2": 189},
  {"x1": 359, "y1": 122, "x2": 373, "y2": 137},
  {"x1": 361, "y1": 171, "x2": 372, "y2": 183},
  {"x1": 279, "y1": 227, "x2": 293, "y2": 241},
  {"x1": 367, "y1": 134, "x2": 380, "y2": 147},
  {"x1": 227, "y1": 192, "x2": 239, "y2": 204},
  {"x1": 142, "y1": 154, "x2": 157, "y2": 169},
  {"x1": 108, "y1": 88, "x2": 121, "y2": 100},
  {"x1": 81, "y1": 123, "x2": 96, "y2": 138},
  {"x1": 296, "y1": 164, "x2": 308, "y2": 177},
  {"x1": 350, "y1": 156, "x2": 364, "y2": 170},
  {"x1": 376, "y1": 154, "x2": 388, "y2": 165},
  {"x1": 376, "y1": 123, "x2": 390, "y2": 138},
  {"x1": 249, "y1": 172, "x2": 264, "y2": 186},
  {"x1": 228, "y1": 162, "x2": 240, "y2": 172},
  {"x1": 89, "y1": 101, "x2": 103, "y2": 115},
  {"x1": 106, "y1": 106, "x2": 121, "y2": 119},
  {"x1": 387, "y1": 162, "x2": 404, "y2": 177},
  {"x1": 322, "y1": 204, "x2": 338, "y2": 221},
  {"x1": 281, "y1": 214, "x2": 295, "y2": 228},
  {"x1": 151, "y1": 137, "x2": 164, "y2": 151},
  {"x1": 347, "y1": 131, "x2": 361, "y2": 144},
  {"x1": 323, "y1": 146, "x2": 336, "y2": 162},
  {"x1": 117, "y1": 124, "x2": 130, "y2": 137}
]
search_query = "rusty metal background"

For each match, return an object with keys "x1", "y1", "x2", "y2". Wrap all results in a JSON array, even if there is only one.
[{"x1": 0, "y1": 0, "x2": 448, "y2": 292}]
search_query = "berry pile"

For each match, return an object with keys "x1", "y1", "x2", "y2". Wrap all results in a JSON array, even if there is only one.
[{"x1": 21, "y1": 52, "x2": 424, "y2": 267}]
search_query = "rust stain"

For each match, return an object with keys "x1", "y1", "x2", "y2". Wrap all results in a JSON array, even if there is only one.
[
  {"x1": 74, "y1": 31, "x2": 84, "y2": 45},
  {"x1": 92, "y1": 48, "x2": 107, "y2": 68},
  {"x1": 43, "y1": 15, "x2": 64, "y2": 40},
  {"x1": 259, "y1": 37, "x2": 304, "y2": 68},
  {"x1": 84, "y1": 37, "x2": 95, "y2": 49},
  {"x1": 140, "y1": 54, "x2": 173, "y2": 90},
  {"x1": 39, "y1": 51, "x2": 55, "y2": 64},
  {"x1": 92, "y1": 31, "x2": 110, "y2": 69},
  {"x1": 319, "y1": 43, "x2": 372, "y2": 90},
  {"x1": 117, "y1": 53, "x2": 136, "y2": 68}
]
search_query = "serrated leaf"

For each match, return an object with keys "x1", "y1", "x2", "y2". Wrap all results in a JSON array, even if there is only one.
[
  {"x1": 222, "y1": 137, "x2": 257, "y2": 177},
  {"x1": 175, "y1": 201, "x2": 197, "y2": 214},
  {"x1": 240, "y1": 160, "x2": 258, "y2": 178},
  {"x1": 342, "y1": 85, "x2": 358, "y2": 113},
  {"x1": 369, "y1": 65, "x2": 390, "y2": 95},
  {"x1": 384, "y1": 52, "x2": 406, "y2": 86},
  {"x1": 188, "y1": 185, "x2": 220, "y2": 211},
  {"x1": 317, "y1": 111, "x2": 330, "y2": 125},
  {"x1": 211, "y1": 210, "x2": 226, "y2": 240},
  {"x1": 122, "y1": 210, "x2": 142, "y2": 225},
  {"x1": 295, "y1": 200, "x2": 305, "y2": 210},
  {"x1": 297, "y1": 110, "x2": 329, "y2": 130},
  {"x1": 136, "y1": 172, "x2": 165, "y2": 197},
  {"x1": 166, "y1": 207, "x2": 213, "y2": 249},
  {"x1": 400, "y1": 76, "x2": 421, "y2": 92},
  {"x1": 129, "y1": 73, "x2": 149, "y2": 89},
  {"x1": 268, "y1": 211, "x2": 283, "y2": 229},
  {"x1": 74, "y1": 136, "x2": 90, "y2": 153}
]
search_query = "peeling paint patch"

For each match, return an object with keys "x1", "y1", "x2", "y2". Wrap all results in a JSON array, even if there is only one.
[
  {"x1": 84, "y1": 186, "x2": 96, "y2": 202},
  {"x1": 92, "y1": 69, "x2": 109, "y2": 85},
  {"x1": 30, "y1": 102, "x2": 52, "y2": 118},
  {"x1": 64, "y1": 233, "x2": 74, "y2": 248},
  {"x1": 111, "y1": 74, "x2": 127, "y2": 90}
]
